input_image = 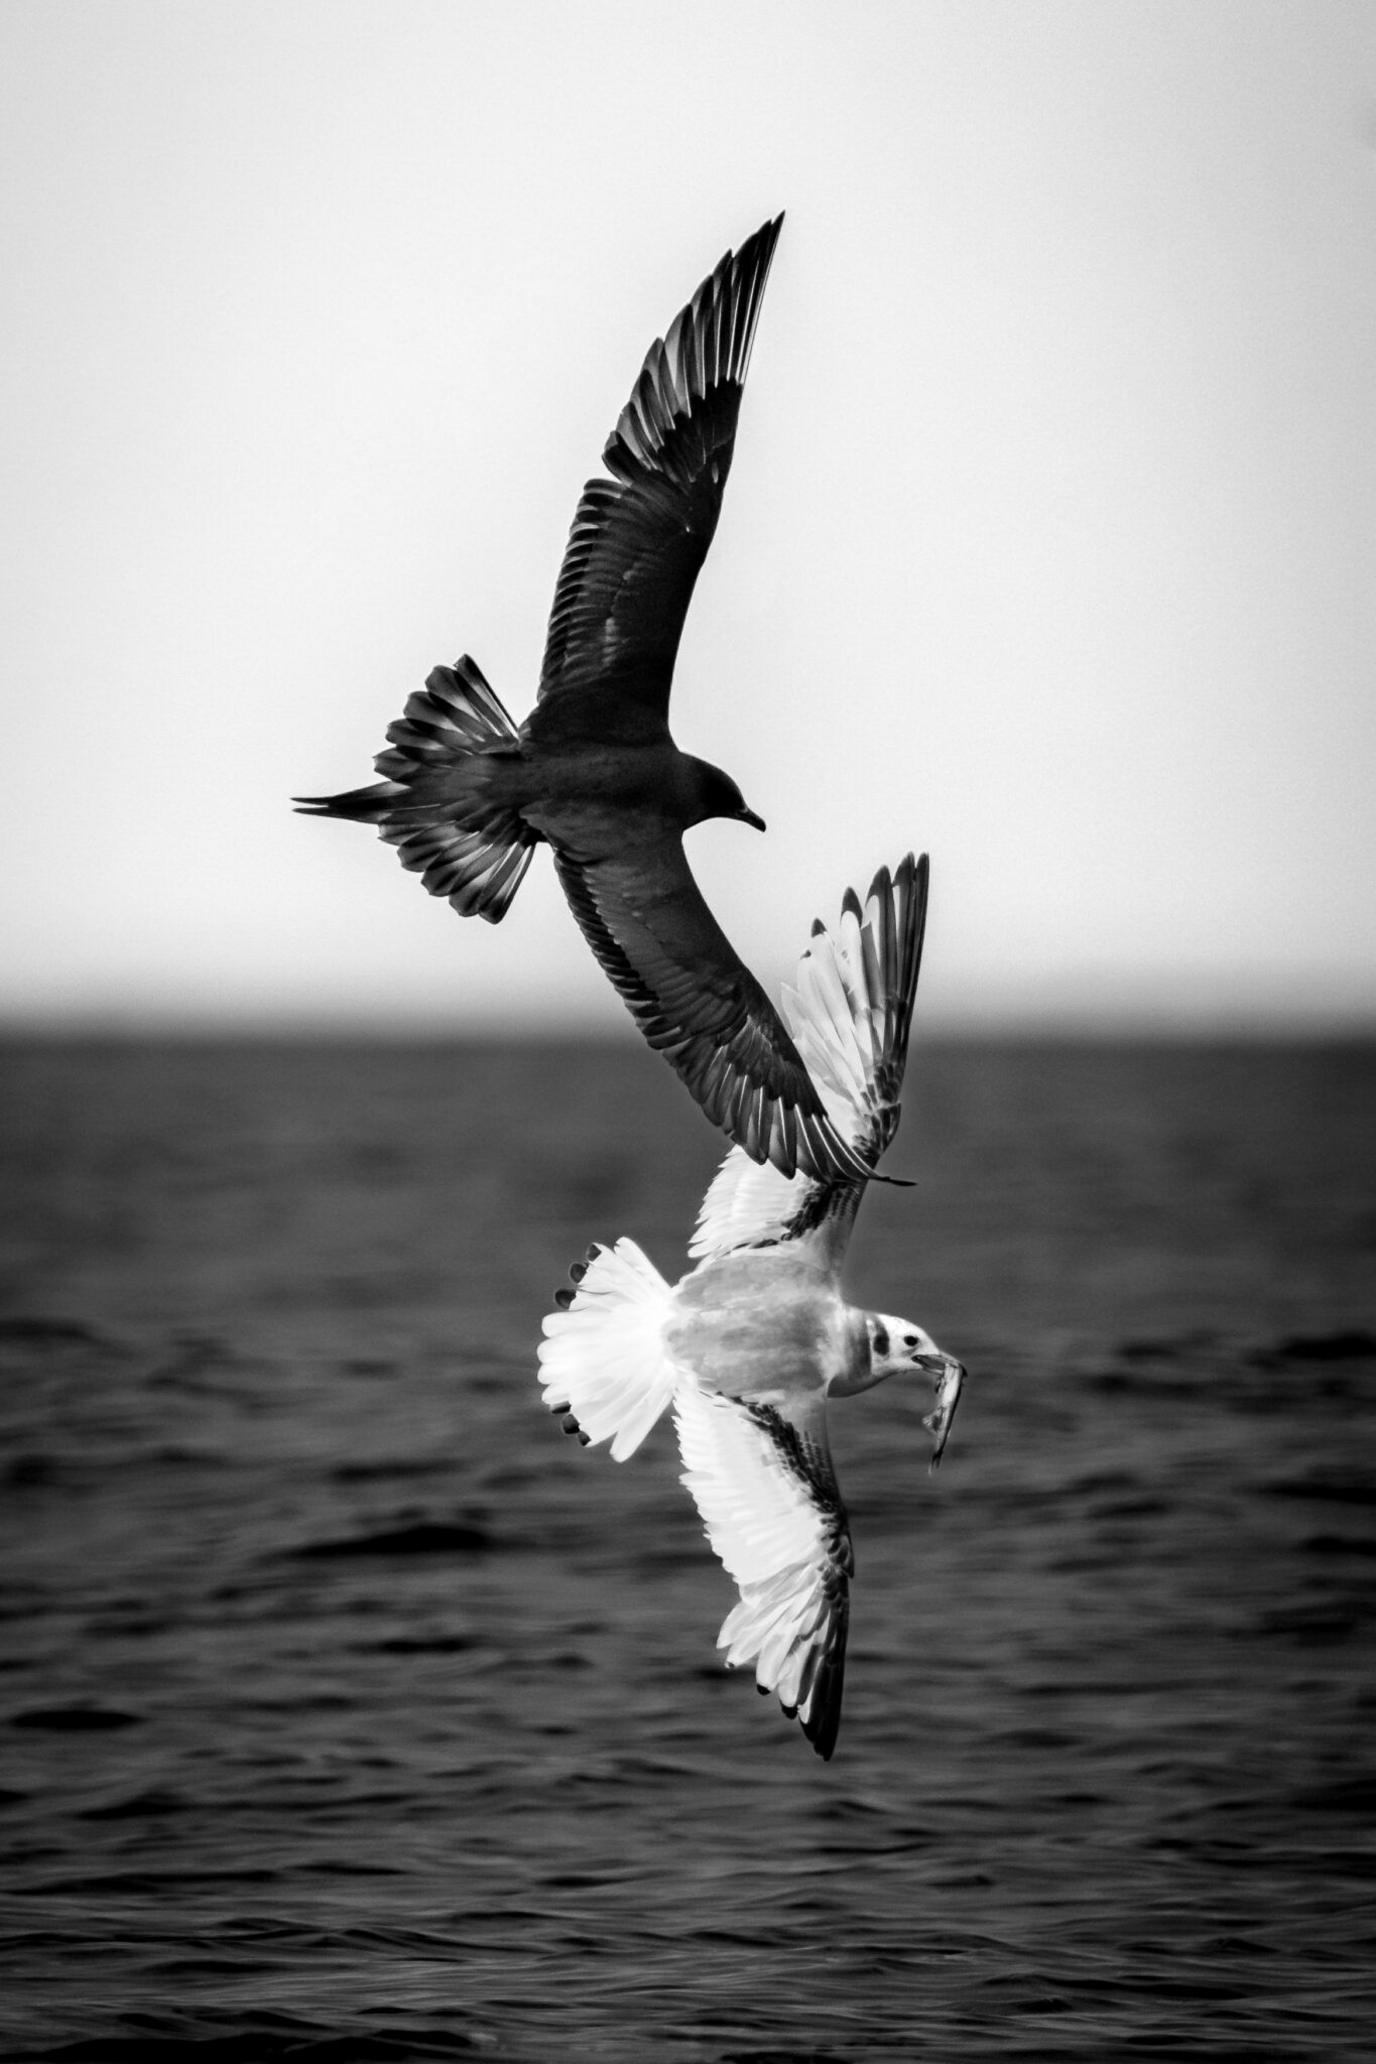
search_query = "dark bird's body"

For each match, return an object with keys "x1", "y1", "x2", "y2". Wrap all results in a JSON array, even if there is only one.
[{"x1": 298, "y1": 217, "x2": 871, "y2": 1186}]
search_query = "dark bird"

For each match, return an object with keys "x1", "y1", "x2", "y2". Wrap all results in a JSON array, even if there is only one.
[
  {"x1": 296, "y1": 215, "x2": 873, "y2": 1185},
  {"x1": 537, "y1": 854, "x2": 965, "y2": 1759}
]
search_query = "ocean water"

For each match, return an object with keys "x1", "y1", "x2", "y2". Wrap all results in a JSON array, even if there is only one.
[{"x1": 1, "y1": 1036, "x2": 1373, "y2": 2061}]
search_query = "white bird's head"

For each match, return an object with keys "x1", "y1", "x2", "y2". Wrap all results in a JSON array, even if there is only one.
[
  {"x1": 866, "y1": 1313, "x2": 942, "y2": 1375},
  {"x1": 863, "y1": 1312, "x2": 966, "y2": 1469}
]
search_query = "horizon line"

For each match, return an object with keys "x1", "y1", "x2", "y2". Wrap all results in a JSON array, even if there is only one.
[{"x1": 3, "y1": 1009, "x2": 1374, "y2": 1045}]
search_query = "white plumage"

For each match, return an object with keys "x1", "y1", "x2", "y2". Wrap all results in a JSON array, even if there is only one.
[
  {"x1": 536, "y1": 854, "x2": 964, "y2": 1759},
  {"x1": 536, "y1": 1236, "x2": 673, "y2": 1462}
]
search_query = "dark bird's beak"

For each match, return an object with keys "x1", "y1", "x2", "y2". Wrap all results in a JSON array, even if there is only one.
[{"x1": 737, "y1": 805, "x2": 766, "y2": 833}]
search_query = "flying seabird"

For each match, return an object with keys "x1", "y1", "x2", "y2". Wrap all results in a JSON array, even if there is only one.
[
  {"x1": 297, "y1": 215, "x2": 872, "y2": 1187},
  {"x1": 537, "y1": 853, "x2": 965, "y2": 1759}
]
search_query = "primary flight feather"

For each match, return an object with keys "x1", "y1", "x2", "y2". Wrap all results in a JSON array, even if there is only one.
[{"x1": 297, "y1": 216, "x2": 870, "y2": 1187}]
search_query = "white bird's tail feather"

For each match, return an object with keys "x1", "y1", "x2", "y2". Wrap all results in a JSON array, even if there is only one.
[{"x1": 537, "y1": 1239, "x2": 677, "y2": 1461}]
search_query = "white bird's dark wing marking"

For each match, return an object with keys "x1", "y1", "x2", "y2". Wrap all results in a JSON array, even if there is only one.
[
  {"x1": 537, "y1": 216, "x2": 783, "y2": 719},
  {"x1": 690, "y1": 853, "x2": 929, "y2": 1262},
  {"x1": 553, "y1": 842, "x2": 875, "y2": 1186},
  {"x1": 675, "y1": 1382, "x2": 851, "y2": 1760}
]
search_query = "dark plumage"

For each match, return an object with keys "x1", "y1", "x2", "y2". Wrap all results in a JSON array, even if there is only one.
[{"x1": 296, "y1": 216, "x2": 870, "y2": 1186}]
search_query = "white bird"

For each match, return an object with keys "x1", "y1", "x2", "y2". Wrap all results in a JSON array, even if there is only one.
[{"x1": 537, "y1": 853, "x2": 965, "y2": 1759}]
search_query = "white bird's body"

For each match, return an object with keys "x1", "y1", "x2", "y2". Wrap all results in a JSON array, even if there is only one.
[{"x1": 537, "y1": 854, "x2": 964, "y2": 1758}]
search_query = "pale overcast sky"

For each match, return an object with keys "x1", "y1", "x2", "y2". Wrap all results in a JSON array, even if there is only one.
[{"x1": 3, "y1": 0, "x2": 1374, "y2": 1032}]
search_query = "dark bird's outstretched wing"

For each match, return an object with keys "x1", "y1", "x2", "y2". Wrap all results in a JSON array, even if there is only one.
[
  {"x1": 552, "y1": 837, "x2": 875, "y2": 1186},
  {"x1": 537, "y1": 215, "x2": 783, "y2": 721}
]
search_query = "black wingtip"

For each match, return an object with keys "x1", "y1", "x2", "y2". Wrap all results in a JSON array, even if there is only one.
[
  {"x1": 790, "y1": 1683, "x2": 842, "y2": 1762},
  {"x1": 736, "y1": 212, "x2": 785, "y2": 257}
]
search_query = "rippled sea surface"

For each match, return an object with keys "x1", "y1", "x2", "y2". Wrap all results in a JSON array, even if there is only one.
[{"x1": 2, "y1": 1037, "x2": 1373, "y2": 2061}]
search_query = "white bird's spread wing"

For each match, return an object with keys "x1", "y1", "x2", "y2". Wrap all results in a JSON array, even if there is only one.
[
  {"x1": 674, "y1": 1380, "x2": 852, "y2": 1760},
  {"x1": 690, "y1": 853, "x2": 928, "y2": 1266}
]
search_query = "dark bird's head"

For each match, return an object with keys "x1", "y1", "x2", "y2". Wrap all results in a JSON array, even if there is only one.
[{"x1": 683, "y1": 755, "x2": 766, "y2": 834}]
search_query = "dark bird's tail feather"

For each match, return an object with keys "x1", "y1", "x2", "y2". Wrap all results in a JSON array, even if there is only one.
[
  {"x1": 294, "y1": 656, "x2": 536, "y2": 924},
  {"x1": 375, "y1": 658, "x2": 522, "y2": 771}
]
